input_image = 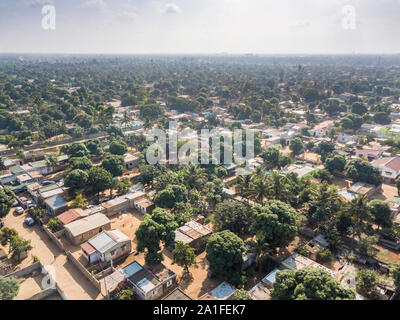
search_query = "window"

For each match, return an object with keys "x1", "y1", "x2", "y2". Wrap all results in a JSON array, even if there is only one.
[{"x1": 166, "y1": 279, "x2": 173, "y2": 288}]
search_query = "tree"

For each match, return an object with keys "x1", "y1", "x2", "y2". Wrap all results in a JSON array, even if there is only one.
[
  {"x1": 65, "y1": 169, "x2": 89, "y2": 195},
  {"x1": 390, "y1": 262, "x2": 400, "y2": 294},
  {"x1": 347, "y1": 194, "x2": 372, "y2": 236},
  {"x1": 271, "y1": 267, "x2": 355, "y2": 300},
  {"x1": 289, "y1": 137, "x2": 303, "y2": 156},
  {"x1": 117, "y1": 289, "x2": 134, "y2": 300},
  {"x1": 154, "y1": 184, "x2": 188, "y2": 209},
  {"x1": 48, "y1": 217, "x2": 63, "y2": 233},
  {"x1": 368, "y1": 200, "x2": 392, "y2": 229},
  {"x1": 345, "y1": 159, "x2": 383, "y2": 186},
  {"x1": 351, "y1": 102, "x2": 368, "y2": 116},
  {"x1": 101, "y1": 154, "x2": 124, "y2": 177},
  {"x1": 88, "y1": 167, "x2": 114, "y2": 195},
  {"x1": 250, "y1": 200, "x2": 298, "y2": 251},
  {"x1": 181, "y1": 164, "x2": 207, "y2": 190},
  {"x1": 109, "y1": 140, "x2": 128, "y2": 155},
  {"x1": 172, "y1": 241, "x2": 196, "y2": 273},
  {"x1": 324, "y1": 154, "x2": 346, "y2": 173},
  {"x1": 0, "y1": 276, "x2": 20, "y2": 300},
  {"x1": 0, "y1": 186, "x2": 16, "y2": 218},
  {"x1": 117, "y1": 179, "x2": 131, "y2": 195},
  {"x1": 136, "y1": 209, "x2": 178, "y2": 265},
  {"x1": 231, "y1": 289, "x2": 252, "y2": 300},
  {"x1": 85, "y1": 139, "x2": 103, "y2": 156},
  {"x1": 9, "y1": 235, "x2": 32, "y2": 260},
  {"x1": 72, "y1": 194, "x2": 88, "y2": 208},
  {"x1": 315, "y1": 141, "x2": 335, "y2": 158},
  {"x1": 358, "y1": 235, "x2": 378, "y2": 258},
  {"x1": 206, "y1": 230, "x2": 245, "y2": 280},
  {"x1": 356, "y1": 269, "x2": 378, "y2": 296},
  {"x1": 261, "y1": 147, "x2": 280, "y2": 169},
  {"x1": 69, "y1": 157, "x2": 93, "y2": 171},
  {"x1": 214, "y1": 200, "x2": 252, "y2": 235}
]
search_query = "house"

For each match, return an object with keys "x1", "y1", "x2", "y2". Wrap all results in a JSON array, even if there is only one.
[
  {"x1": 348, "y1": 182, "x2": 378, "y2": 197},
  {"x1": 199, "y1": 282, "x2": 236, "y2": 300},
  {"x1": 44, "y1": 195, "x2": 68, "y2": 216},
  {"x1": 126, "y1": 261, "x2": 177, "y2": 300},
  {"x1": 132, "y1": 195, "x2": 155, "y2": 214},
  {"x1": 309, "y1": 121, "x2": 333, "y2": 138},
  {"x1": 0, "y1": 173, "x2": 16, "y2": 185},
  {"x1": 262, "y1": 268, "x2": 281, "y2": 288},
  {"x1": 80, "y1": 229, "x2": 131, "y2": 265},
  {"x1": 124, "y1": 153, "x2": 139, "y2": 170},
  {"x1": 372, "y1": 157, "x2": 400, "y2": 183},
  {"x1": 281, "y1": 253, "x2": 337, "y2": 279},
  {"x1": 58, "y1": 208, "x2": 85, "y2": 225},
  {"x1": 354, "y1": 149, "x2": 383, "y2": 161},
  {"x1": 162, "y1": 288, "x2": 192, "y2": 300},
  {"x1": 38, "y1": 186, "x2": 65, "y2": 204},
  {"x1": 337, "y1": 134, "x2": 356, "y2": 144},
  {"x1": 102, "y1": 196, "x2": 130, "y2": 217},
  {"x1": 64, "y1": 213, "x2": 111, "y2": 245},
  {"x1": 248, "y1": 282, "x2": 270, "y2": 300},
  {"x1": 284, "y1": 164, "x2": 317, "y2": 178},
  {"x1": 172, "y1": 220, "x2": 213, "y2": 253}
]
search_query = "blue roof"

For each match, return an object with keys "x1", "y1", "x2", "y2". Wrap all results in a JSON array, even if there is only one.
[{"x1": 45, "y1": 195, "x2": 68, "y2": 209}]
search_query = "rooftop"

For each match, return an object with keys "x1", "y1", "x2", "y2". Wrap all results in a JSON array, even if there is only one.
[{"x1": 64, "y1": 213, "x2": 110, "y2": 237}]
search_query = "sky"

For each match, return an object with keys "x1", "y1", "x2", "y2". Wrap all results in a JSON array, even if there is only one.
[{"x1": 0, "y1": 0, "x2": 399, "y2": 54}]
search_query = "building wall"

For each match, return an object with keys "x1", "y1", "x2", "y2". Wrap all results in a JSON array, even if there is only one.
[{"x1": 67, "y1": 222, "x2": 112, "y2": 245}]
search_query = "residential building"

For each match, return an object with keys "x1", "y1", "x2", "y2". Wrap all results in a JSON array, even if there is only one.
[
  {"x1": 372, "y1": 157, "x2": 400, "y2": 183},
  {"x1": 64, "y1": 213, "x2": 111, "y2": 245},
  {"x1": 80, "y1": 229, "x2": 131, "y2": 265}
]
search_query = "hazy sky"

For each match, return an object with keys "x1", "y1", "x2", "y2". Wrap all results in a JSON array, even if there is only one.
[{"x1": 0, "y1": 0, "x2": 399, "y2": 54}]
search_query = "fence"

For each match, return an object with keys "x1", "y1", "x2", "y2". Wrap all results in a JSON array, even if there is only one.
[
  {"x1": 42, "y1": 225, "x2": 65, "y2": 251},
  {"x1": 5, "y1": 261, "x2": 41, "y2": 278},
  {"x1": 66, "y1": 250, "x2": 103, "y2": 292}
]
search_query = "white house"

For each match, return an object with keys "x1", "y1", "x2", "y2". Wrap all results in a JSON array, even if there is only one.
[
  {"x1": 337, "y1": 134, "x2": 356, "y2": 144},
  {"x1": 372, "y1": 157, "x2": 400, "y2": 183}
]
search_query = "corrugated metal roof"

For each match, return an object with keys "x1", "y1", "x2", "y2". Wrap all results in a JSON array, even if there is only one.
[{"x1": 65, "y1": 213, "x2": 110, "y2": 237}]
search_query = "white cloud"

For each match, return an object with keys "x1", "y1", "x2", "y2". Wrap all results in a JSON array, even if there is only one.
[
  {"x1": 24, "y1": 0, "x2": 53, "y2": 7},
  {"x1": 153, "y1": 2, "x2": 182, "y2": 15},
  {"x1": 165, "y1": 3, "x2": 182, "y2": 14},
  {"x1": 79, "y1": 0, "x2": 107, "y2": 11}
]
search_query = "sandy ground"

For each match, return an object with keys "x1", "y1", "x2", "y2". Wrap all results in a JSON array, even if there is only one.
[
  {"x1": 1, "y1": 208, "x2": 102, "y2": 300},
  {"x1": 14, "y1": 274, "x2": 45, "y2": 300},
  {"x1": 110, "y1": 209, "x2": 220, "y2": 299}
]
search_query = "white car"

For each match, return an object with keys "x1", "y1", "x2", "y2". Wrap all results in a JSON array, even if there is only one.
[{"x1": 15, "y1": 207, "x2": 25, "y2": 215}]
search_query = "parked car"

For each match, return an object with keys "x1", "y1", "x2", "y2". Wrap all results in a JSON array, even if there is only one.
[
  {"x1": 15, "y1": 206, "x2": 24, "y2": 215},
  {"x1": 42, "y1": 180, "x2": 55, "y2": 186},
  {"x1": 27, "y1": 203, "x2": 36, "y2": 209},
  {"x1": 12, "y1": 200, "x2": 19, "y2": 207},
  {"x1": 24, "y1": 217, "x2": 35, "y2": 227}
]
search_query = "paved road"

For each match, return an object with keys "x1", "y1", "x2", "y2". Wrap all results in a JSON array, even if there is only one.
[{"x1": 2, "y1": 209, "x2": 102, "y2": 300}]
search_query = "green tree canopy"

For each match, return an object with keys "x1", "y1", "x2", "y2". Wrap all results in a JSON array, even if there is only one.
[{"x1": 271, "y1": 267, "x2": 356, "y2": 300}]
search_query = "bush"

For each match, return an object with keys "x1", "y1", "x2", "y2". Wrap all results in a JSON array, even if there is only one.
[
  {"x1": 316, "y1": 249, "x2": 334, "y2": 263},
  {"x1": 260, "y1": 255, "x2": 280, "y2": 274},
  {"x1": 48, "y1": 217, "x2": 63, "y2": 233},
  {"x1": 295, "y1": 245, "x2": 309, "y2": 257}
]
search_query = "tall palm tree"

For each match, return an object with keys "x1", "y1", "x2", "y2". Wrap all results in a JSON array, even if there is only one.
[
  {"x1": 248, "y1": 172, "x2": 270, "y2": 205},
  {"x1": 235, "y1": 174, "x2": 252, "y2": 201},
  {"x1": 182, "y1": 164, "x2": 207, "y2": 190},
  {"x1": 268, "y1": 171, "x2": 291, "y2": 203},
  {"x1": 346, "y1": 194, "x2": 371, "y2": 237}
]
